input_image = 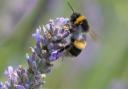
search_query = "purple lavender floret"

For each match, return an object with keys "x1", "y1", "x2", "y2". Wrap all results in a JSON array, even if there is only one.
[
  {"x1": 49, "y1": 50, "x2": 59, "y2": 61},
  {"x1": 15, "y1": 85, "x2": 25, "y2": 89},
  {"x1": 0, "y1": 17, "x2": 71, "y2": 89},
  {"x1": 0, "y1": 82, "x2": 3, "y2": 89},
  {"x1": 32, "y1": 27, "x2": 42, "y2": 43}
]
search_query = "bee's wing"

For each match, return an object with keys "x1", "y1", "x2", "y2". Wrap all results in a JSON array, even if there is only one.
[{"x1": 88, "y1": 29, "x2": 98, "y2": 42}]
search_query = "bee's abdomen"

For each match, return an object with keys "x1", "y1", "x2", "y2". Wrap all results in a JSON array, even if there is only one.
[
  {"x1": 69, "y1": 45, "x2": 82, "y2": 57},
  {"x1": 69, "y1": 40, "x2": 86, "y2": 57}
]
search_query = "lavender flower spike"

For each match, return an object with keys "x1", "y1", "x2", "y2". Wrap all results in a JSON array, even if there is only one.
[{"x1": 0, "y1": 17, "x2": 71, "y2": 89}]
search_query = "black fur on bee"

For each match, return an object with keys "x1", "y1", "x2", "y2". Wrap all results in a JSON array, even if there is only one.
[
  {"x1": 70, "y1": 12, "x2": 89, "y2": 33},
  {"x1": 70, "y1": 12, "x2": 81, "y2": 24},
  {"x1": 69, "y1": 44, "x2": 82, "y2": 57}
]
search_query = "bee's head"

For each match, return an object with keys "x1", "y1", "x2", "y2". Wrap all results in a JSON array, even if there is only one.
[
  {"x1": 71, "y1": 13, "x2": 89, "y2": 32},
  {"x1": 70, "y1": 12, "x2": 81, "y2": 23},
  {"x1": 67, "y1": 1, "x2": 89, "y2": 32}
]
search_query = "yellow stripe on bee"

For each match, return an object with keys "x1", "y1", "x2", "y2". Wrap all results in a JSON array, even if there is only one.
[
  {"x1": 73, "y1": 40, "x2": 86, "y2": 49},
  {"x1": 74, "y1": 15, "x2": 86, "y2": 24}
]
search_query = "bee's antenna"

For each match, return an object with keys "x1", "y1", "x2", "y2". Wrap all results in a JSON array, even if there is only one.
[{"x1": 67, "y1": 0, "x2": 74, "y2": 13}]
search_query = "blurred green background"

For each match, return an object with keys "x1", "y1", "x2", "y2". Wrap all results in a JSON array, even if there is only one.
[{"x1": 0, "y1": 0, "x2": 128, "y2": 89}]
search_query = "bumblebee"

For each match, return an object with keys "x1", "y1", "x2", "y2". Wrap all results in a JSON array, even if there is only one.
[{"x1": 67, "y1": 1, "x2": 90, "y2": 57}]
